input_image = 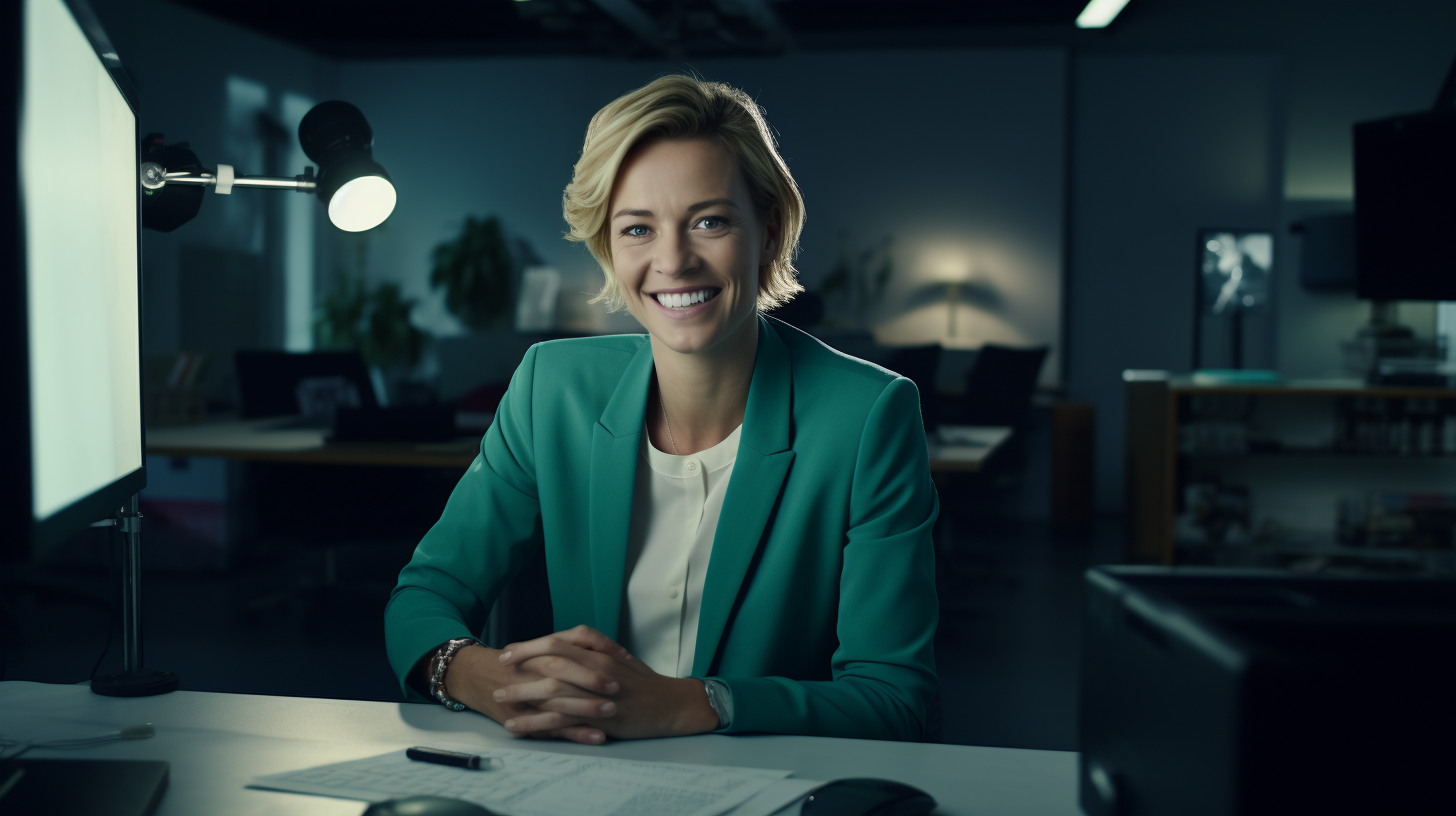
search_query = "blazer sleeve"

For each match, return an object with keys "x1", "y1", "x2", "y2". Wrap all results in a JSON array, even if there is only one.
[
  {"x1": 384, "y1": 344, "x2": 545, "y2": 700},
  {"x1": 714, "y1": 376, "x2": 940, "y2": 741}
]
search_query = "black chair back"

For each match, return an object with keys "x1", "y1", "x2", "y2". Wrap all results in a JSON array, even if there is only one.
[
  {"x1": 884, "y1": 344, "x2": 943, "y2": 431},
  {"x1": 961, "y1": 345, "x2": 1049, "y2": 428}
]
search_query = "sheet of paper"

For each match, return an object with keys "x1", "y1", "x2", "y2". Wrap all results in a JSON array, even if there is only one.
[
  {"x1": 248, "y1": 746, "x2": 792, "y2": 816},
  {"x1": 719, "y1": 778, "x2": 825, "y2": 816}
]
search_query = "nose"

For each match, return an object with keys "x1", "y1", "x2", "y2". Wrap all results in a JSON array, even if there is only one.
[{"x1": 652, "y1": 227, "x2": 700, "y2": 278}]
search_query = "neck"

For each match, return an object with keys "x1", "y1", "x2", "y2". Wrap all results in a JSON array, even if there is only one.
[{"x1": 650, "y1": 315, "x2": 759, "y2": 456}]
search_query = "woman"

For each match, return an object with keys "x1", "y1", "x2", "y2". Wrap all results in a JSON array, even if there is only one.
[{"x1": 385, "y1": 75, "x2": 939, "y2": 744}]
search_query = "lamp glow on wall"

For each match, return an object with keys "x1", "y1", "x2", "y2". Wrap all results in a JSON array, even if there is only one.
[
  {"x1": 140, "y1": 100, "x2": 395, "y2": 233},
  {"x1": 926, "y1": 248, "x2": 976, "y2": 339},
  {"x1": 891, "y1": 244, "x2": 1006, "y2": 347}
]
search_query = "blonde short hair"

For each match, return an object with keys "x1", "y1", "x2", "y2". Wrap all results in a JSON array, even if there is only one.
[{"x1": 563, "y1": 74, "x2": 805, "y2": 312}]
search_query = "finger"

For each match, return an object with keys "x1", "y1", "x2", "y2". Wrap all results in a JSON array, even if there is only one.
[
  {"x1": 559, "y1": 625, "x2": 632, "y2": 661},
  {"x1": 501, "y1": 626, "x2": 629, "y2": 665},
  {"x1": 503, "y1": 710, "x2": 588, "y2": 735},
  {"x1": 494, "y1": 678, "x2": 617, "y2": 711},
  {"x1": 555, "y1": 725, "x2": 607, "y2": 745},
  {"x1": 521, "y1": 653, "x2": 624, "y2": 696},
  {"x1": 520, "y1": 726, "x2": 606, "y2": 745},
  {"x1": 499, "y1": 646, "x2": 621, "y2": 695},
  {"x1": 536, "y1": 695, "x2": 617, "y2": 719}
]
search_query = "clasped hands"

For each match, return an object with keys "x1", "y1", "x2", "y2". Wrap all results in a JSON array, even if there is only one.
[{"x1": 443, "y1": 625, "x2": 719, "y2": 745}]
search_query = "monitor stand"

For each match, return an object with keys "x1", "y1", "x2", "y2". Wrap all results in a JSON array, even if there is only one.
[{"x1": 91, "y1": 495, "x2": 180, "y2": 697}]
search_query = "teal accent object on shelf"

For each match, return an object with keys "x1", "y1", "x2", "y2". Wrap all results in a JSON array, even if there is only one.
[{"x1": 1191, "y1": 369, "x2": 1282, "y2": 385}]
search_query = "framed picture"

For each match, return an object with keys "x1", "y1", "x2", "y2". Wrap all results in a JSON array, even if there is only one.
[{"x1": 1194, "y1": 230, "x2": 1274, "y2": 370}]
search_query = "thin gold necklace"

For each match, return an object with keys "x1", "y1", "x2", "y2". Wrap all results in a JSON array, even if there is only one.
[{"x1": 659, "y1": 391, "x2": 679, "y2": 455}]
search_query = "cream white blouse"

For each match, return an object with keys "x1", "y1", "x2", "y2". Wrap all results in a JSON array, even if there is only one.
[{"x1": 620, "y1": 419, "x2": 743, "y2": 680}]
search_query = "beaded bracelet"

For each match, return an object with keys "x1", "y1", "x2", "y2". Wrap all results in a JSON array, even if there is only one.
[{"x1": 429, "y1": 637, "x2": 481, "y2": 711}]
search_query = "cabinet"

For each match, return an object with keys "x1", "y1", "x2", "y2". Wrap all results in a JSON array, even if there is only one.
[{"x1": 1124, "y1": 375, "x2": 1456, "y2": 572}]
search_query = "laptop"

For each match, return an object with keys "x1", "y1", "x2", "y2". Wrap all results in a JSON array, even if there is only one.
[
  {"x1": 1, "y1": 758, "x2": 168, "y2": 816},
  {"x1": 234, "y1": 350, "x2": 379, "y2": 423}
]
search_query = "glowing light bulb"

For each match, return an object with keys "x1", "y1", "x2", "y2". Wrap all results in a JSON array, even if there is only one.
[{"x1": 327, "y1": 175, "x2": 396, "y2": 232}]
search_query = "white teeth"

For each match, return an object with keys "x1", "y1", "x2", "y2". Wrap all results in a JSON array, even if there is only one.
[{"x1": 656, "y1": 289, "x2": 716, "y2": 309}]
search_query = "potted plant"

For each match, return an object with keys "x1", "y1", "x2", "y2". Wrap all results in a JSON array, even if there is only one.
[
  {"x1": 819, "y1": 233, "x2": 894, "y2": 329},
  {"x1": 429, "y1": 215, "x2": 515, "y2": 332},
  {"x1": 314, "y1": 272, "x2": 428, "y2": 374}
]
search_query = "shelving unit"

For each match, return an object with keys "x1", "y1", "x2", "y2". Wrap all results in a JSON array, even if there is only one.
[{"x1": 1124, "y1": 375, "x2": 1456, "y2": 572}]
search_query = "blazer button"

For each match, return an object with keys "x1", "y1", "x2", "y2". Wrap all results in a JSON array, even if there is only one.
[
  {"x1": 686, "y1": 460, "x2": 698, "y2": 472},
  {"x1": 668, "y1": 587, "x2": 680, "y2": 600}
]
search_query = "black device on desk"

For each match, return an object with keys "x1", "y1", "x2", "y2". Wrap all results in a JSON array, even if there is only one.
[
  {"x1": 803, "y1": 778, "x2": 937, "y2": 816},
  {"x1": 363, "y1": 796, "x2": 495, "y2": 816},
  {"x1": 235, "y1": 350, "x2": 380, "y2": 420},
  {"x1": 1, "y1": 759, "x2": 169, "y2": 816},
  {"x1": 237, "y1": 350, "x2": 455, "y2": 442},
  {"x1": 1080, "y1": 567, "x2": 1456, "y2": 816}
]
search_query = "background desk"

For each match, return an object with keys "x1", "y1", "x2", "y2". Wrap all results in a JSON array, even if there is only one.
[
  {"x1": 146, "y1": 418, "x2": 482, "y2": 469},
  {"x1": 146, "y1": 418, "x2": 1013, "y2": 472},
  {"x1": 0, "y1": 681, "x2": 1079, "y2": 816}
]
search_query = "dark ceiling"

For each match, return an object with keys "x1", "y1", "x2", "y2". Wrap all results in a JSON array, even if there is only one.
[{"x1": 164, "y1": 0, "x2": 1093, "y2": 60}]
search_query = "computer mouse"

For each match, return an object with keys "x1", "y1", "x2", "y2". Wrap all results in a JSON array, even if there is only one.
[
  {"x1": 801, "y1": 777, "x2": 937, "y2": 816},
  {"x1": 360, "y1": 795, "x2": 497, "y2": 816}
]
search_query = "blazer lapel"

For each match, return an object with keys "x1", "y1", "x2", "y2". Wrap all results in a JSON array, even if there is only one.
[
  {"x1": 692, "y1": 317, "x2": 795, "y2": 676},
  {"x1": 588, "y1": 338, "x2": 654, "y2": 641}
]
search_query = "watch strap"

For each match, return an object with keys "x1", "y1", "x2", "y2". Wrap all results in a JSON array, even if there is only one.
[{"x1": 702, "y1": 678, "x2": 733, "y2": 730}]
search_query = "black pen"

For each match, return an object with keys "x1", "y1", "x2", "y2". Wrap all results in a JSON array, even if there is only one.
[{"x1": 406, "y1": 747, "x2": 501, "y2": 770}]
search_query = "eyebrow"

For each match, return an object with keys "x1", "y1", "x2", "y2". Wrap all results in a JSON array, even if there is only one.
[{"x1": 611, "y1": 198, "x2": 739, "y2": 220}]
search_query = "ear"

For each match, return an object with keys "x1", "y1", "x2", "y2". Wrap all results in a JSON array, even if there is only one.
[{"x1": 761, "y1": 206, "x2": 782, "y2": 261}]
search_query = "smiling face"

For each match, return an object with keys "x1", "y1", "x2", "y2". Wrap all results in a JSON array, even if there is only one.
[{"x1": 609, "y1": 137, "x2": 777, "y2": 358}]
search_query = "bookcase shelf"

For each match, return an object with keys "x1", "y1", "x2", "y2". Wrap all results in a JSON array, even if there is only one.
[{"x1": 1124, "y1": 377, "x2": 1456, "y2": 567}]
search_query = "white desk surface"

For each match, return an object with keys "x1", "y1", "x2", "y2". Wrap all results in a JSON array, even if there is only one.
[{"x1": 0, "y1": 681, "x2": 1079, "y2": 816}]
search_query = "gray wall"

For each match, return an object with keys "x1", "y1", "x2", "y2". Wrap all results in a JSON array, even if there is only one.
[
  {"x1": 91, "y1": 0, "x2": 337, "y2": 371},
  {"x1": 1063, "y1": 0, "x2": 1456, "y2": 512},
  {"x1": 334, "y1": 50, "x2": 1067, "y2": 382},
  {"x1": 90, "y1": 0, "x2": 1456, "y2": 516},
  {"x1": 1068, "y1": 53, "x2": 1284, "y2": 512}
]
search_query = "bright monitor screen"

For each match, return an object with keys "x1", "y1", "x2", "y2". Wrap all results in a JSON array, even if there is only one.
[{"x1": 21, "y1": 0, "x2": 142, "y2": 521}]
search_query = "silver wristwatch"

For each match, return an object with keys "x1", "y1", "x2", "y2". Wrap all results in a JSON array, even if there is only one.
[
  {"x1": 702, "y1": 678, "x2": 733, "y2": 729},
  {"x1": 429, "y1": 637, "x2": 481, "y2": 711}
]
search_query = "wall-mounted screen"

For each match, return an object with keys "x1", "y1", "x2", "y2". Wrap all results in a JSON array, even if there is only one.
[{"x1": 1354, "y1": 111, "x2": 1456, "y2": 302}]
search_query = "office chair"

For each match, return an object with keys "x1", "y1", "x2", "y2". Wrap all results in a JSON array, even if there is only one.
[
  {"x1": 939, "y1": 345, "x2": 1049, "y2": 589},
  {"x1": 884, "y1": 345, "x2": 944, "y2": 432},
  {"x1": 960, "y1": 345, "x2": 1049, "y2": 429}
]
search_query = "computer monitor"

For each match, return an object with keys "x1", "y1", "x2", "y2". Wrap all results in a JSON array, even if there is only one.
[
  {"x1": 1353, "y1": 109, "x2": 1456, "y2": 301},
  {"x1": 234, "y1": 350, "x2": 380, "y2": 420},
  {"x1": 1, "y1": 0, "x2": 145, "y2": 559}
]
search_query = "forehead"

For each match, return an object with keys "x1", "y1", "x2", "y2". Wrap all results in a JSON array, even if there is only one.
[{"x1": 610, "y1": 137, "x2": 746, "y2": 208}]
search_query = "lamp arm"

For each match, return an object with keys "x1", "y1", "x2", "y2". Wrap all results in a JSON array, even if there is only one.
[{"x1": 140, "y1": 161, "x2": 316, "y2": 195}]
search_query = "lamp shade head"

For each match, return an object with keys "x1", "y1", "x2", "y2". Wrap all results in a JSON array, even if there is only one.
[
  {"x1": 328, "y1": 170, "x2": 397, "y2": 232},
  {"x1": 298, "y1": 101, "x2": 396, "y2": 231},
  {"x1": 298, "y1": 101, "x2": 373, "y2": 166}
]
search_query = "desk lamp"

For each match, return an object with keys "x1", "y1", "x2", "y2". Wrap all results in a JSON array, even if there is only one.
[
  {"x1": 83, "y1": 102, "x2": 393, "y2": 699},
  {"x1": 139, "y1": 100, "x2": 396, "y2": 233}
]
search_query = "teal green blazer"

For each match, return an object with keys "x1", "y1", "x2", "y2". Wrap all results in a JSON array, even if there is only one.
[{"x1": 385, "y1": 315, "x2": 939, "y2": 741}]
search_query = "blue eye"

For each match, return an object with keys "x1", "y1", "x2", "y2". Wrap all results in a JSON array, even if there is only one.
[
  {"x1": 696, "y1": 216, "x2": 727, "y2": 230},
  {"x1": 621, "y1": 225, "x2": 650, "y2": 238}
]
